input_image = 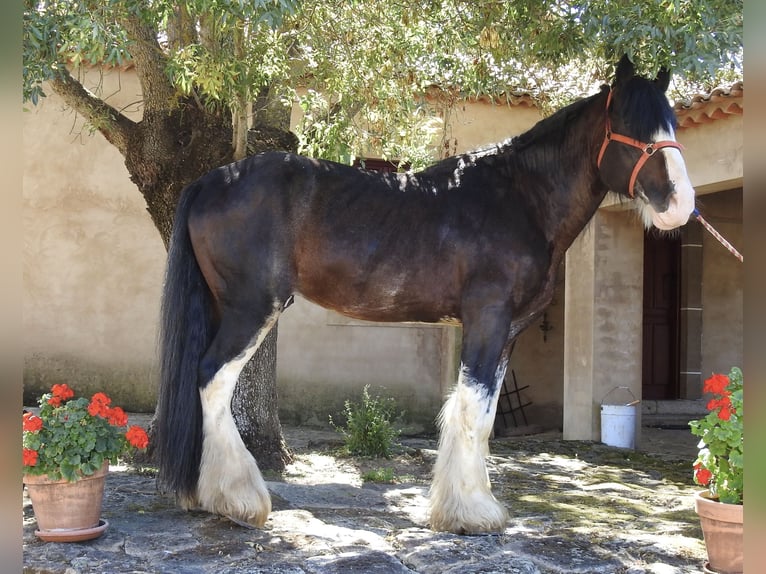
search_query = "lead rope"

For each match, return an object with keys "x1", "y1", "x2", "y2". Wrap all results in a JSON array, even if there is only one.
[{"x1": 693, "y1": 207, "x2": 743, "y2": 263}]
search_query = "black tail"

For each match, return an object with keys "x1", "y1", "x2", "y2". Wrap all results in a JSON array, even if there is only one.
[{"x1": 156, "y1": 181, "x2": 212, "y2": 499}]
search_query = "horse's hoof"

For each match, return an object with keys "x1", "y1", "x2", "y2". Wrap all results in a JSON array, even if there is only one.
[
  {"x1": 458, "y1": 526, "x2": 506, "y2": 536},
  {"x1": 429, "y1": 496, "x2": 508, "y2": 535},
  {"x1": 430, "y1": 521, "x2": 508, "y2": 535},
  {"x1": 225, "y1": 515, "x2": 260, "y2": 529}
]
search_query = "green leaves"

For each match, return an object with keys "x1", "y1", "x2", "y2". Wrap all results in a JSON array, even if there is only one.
[
  {"x1": 689, "y1": 367, "x2": 743, "y2": 504},
  {"x1": 24, "y1": 0, "x2": 742, "y2": 166},
  {"x1": 22, "y1": 387, "x2": 146, "y2": 482}
]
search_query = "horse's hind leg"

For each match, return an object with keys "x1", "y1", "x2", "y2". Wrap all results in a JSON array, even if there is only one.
[
  {"x1": 429, "y1": 304, "x2": 512, "y2": 534},
  {"x1": 194, "y1": 300, "x2": 282, "y2": 527}
]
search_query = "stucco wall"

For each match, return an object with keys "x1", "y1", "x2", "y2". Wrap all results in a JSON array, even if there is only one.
[
  {"x1": 276, "y1": 301, "x2": 460, "y2": 430},
  {"x1": 563, "y1": 211, "x2": 644, "y2": 441},
  {"x1": 676, "y1": 114, "x2": 743, "y2": 376},
  {"x1": 677, "y1": 115, "x2": 743, "y2": 193},
  {"x1": 700, "y1": 188, "x2": 744, "y2": 376},
  {"x1": 23, "y1": 68, "x2": 163, "y2": 411}
]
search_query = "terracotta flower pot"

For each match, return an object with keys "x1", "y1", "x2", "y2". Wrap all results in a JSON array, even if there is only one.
[
  {"x1": 23, "y1": 462, "x2": 110, "y2": 542},
  {"x1": 694, "y1": 490, "x2": 743, "y2": 574}
]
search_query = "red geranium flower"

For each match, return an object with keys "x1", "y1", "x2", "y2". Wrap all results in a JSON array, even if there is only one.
[
  {"x1": 125, "y1": 426, "x2": 149, "y2": 449},
  {"x1": 694, "y1": 463, "x2": 712, "y2": 486},
  {"x1": 718, "y1": 404, "x2": 734, "y2": 421},
  {"x1": 23, "y1": 448, "x2": 39, "y2": 467},
  {"x1": 52, "y1": 383, "x2": 74, "y2": 400},
  {"x1": 706, "y1": 395, "x2": 731, "y2": 412},
  {"x1": 703, "y1": 373, "x2": 730, "y2": 395},
  {"x1": 47, "y1": 384, "x2": 75, "y2": 407},
  {"x1": 107, "y1": 406, "x2": 128, "y2": 427},
  {"x1": 90, "y1": 392, "x2": 111, "y2": 407},
  {"x1": 88, "y1": 392, "x2": 112, "y2": 417},
  {"x1": 22, "y1": 412, "x2": 43, "y2": 432}
]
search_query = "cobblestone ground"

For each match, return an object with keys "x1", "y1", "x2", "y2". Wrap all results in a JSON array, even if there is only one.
[{"x1": 23, "y1": 425, "x2": 706, "y2": 574}]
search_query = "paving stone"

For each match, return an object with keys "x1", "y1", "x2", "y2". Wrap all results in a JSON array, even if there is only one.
[{"x1": 23, "y1": 425, "x2": 706, "y2": 574}]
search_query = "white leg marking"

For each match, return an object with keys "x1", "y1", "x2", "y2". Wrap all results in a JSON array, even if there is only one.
[
  {"x1": 429, "y1": 363, "x2": 508, "y2": 533},
  {"x1": 197, "y1": 308, "x2": 280, "y2": 527}
]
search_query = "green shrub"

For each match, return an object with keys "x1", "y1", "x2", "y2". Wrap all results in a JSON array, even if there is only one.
[{"x1": 331, "y1": 385, "x2": 401, "y2": 458}]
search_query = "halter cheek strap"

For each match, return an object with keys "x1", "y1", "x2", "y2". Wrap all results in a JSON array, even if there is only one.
[{"x1": 597, "y1": 89, "x2": 684, "y2": 199}]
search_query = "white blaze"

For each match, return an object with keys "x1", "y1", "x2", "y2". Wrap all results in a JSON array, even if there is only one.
[{"x1": 642, "y1": 127, "x2": 695, "y2": 230}]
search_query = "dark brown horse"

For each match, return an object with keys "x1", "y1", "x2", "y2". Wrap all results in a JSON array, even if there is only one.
[{"x1": 156, "y1": 56, "x2": 694, "y2": 534}]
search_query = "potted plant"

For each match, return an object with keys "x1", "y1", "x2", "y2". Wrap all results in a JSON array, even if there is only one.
[
  {"x1": 689, "y1": 367, "x2": 743, "y2": 574},
  {"x1": 22, "y1": 383, "x2": 149, "y2": 542}
]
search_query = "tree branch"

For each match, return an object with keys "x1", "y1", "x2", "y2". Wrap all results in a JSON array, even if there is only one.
[
  {"x1": 232, "y1": 23, "x2": 248, "y2": 160},
  {"x1": 166, "y1": 4, "x2": 198, "y2": 52},
  {"x1": 118, "y1": 11, "x2": 177, "y2": 113},
  {"x1": 49, "y1": 68, "x2": 136, "y2": 157}
]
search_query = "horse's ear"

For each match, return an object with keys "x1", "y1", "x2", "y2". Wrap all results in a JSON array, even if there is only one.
[
  {"x1": 654, "y1": 67, "x2": 671, "y2": 93},
  {"x1": 614, "y1": 55, "x2": 634, "y2": 85}
]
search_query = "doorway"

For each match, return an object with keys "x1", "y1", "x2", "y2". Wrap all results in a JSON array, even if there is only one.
[{"x1": 642, "y1": 231, "x2": 681, "y2": 400}]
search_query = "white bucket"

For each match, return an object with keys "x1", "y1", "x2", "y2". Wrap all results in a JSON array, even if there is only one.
[{"x1": 600, "y1": 404, "x2": 637, "y2": 449}]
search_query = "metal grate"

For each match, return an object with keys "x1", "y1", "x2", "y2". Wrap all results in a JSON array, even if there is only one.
[{"x1": 495, "y1": 369, "x2": 531, "y2": 428}]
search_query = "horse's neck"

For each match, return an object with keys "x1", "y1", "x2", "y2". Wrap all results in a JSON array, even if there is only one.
[{"x1": 515, "y1": 92, "x2": 609, "y2": 259}]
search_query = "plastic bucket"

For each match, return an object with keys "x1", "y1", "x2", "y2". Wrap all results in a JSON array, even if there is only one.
[
  {"x1": 600, "y1": 386, "x2": 638, "y2": 449},
  {"x1": 600, "y1": 404, "x2": 637, "y2": 449}
]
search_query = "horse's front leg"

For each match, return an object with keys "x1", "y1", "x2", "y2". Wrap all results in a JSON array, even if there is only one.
[{"x1": 429, "y1": 306, "x2": 512, "y2": 534}]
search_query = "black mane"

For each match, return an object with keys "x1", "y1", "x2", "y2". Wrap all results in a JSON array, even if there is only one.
[
  {"x1": 508, "y1": 89, "x2": 604, "y2": 154},
  {"x1": 416, "y1": 90, "x2": 601, "y2": 185}
]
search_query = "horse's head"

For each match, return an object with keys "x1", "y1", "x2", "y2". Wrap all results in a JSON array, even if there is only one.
[{"x1": 597, "y1": 55, "x2": 695, "y2": 230}]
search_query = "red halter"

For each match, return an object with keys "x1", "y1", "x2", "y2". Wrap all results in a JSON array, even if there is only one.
[{"x1": 596, "y1": 89, "x2": 683, "y2": 199}]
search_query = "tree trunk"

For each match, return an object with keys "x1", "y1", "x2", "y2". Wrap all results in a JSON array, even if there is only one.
[
  {"x1": 232, "y1": 327, "x2": 293, "y2": 470},
  {"x1": 46, "y1": 13, "x2": 297, "y2": 480},
  {"x1": 62, "y1": 90, "x2": 298, "y2": 471},
  {"x1": 124, "y1": 102, "x2": 297, "y2": 470},
  {"x1": 229, "y1": 87, "x2": 297, "y2": 471}
]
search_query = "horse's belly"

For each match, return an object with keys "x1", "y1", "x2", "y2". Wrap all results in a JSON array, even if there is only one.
[{"x1": 295, "y1": 263, "x2": 460, "y2": 325}]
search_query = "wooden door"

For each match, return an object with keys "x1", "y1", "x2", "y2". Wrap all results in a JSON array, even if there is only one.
[{"x1": 642, "y1": 232, "x2": 681, "y2": 400}]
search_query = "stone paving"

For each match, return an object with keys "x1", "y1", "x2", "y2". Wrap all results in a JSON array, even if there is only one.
[{"x1": 23, "y1": 423, "x2": 706, "y2": 574}]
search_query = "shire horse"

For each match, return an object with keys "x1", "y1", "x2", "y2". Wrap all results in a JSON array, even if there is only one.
[{"x1": 156, "y1": 56, "x2": 695, "y2": 534}]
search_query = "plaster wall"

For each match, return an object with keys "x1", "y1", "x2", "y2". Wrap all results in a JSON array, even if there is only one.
[
  {"x1": 434, "y1": 98, "x2": 541, "y2": 154},
  {"x1": 699, "y1": 189, "x2": 743, "y2": 376},
  {"x1": 22, "y1": 68, "x2": 163, "y2": 411},
  {"x1": 676, "y1": 115, "x2": 743, "y2": 193},
  {"x1": 562, "y1": 223, "x2": 596, "y2": 439},
  {"x1": 276, "y1": 300, "x2": 459, "y2": 430},
  {"x1": 564, "y1": 211, "x2": 644, "y2": 441}
]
